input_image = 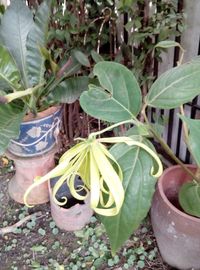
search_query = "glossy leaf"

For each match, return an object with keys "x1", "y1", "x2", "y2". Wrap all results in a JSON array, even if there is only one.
[
  {"x1": 179, "y1": 181, "x2": 200, "y2": 217},
  {"x1": 100, "y1": 138, "x2": 157, "y2": 253},
  {"x1": 48, "y1": 76, "x2": 88, "y2": 104},
  {"x1": 0, "y1": 45, "x2": 21, "y2": 91},
  {"x1": 80, "y1": 61, "x2": 142, "y2": 122},
  {"x1": 0, "y1": 0, "x2": 33, "y2": 88},
  {"x1": 26, "y1": 0, "x2": 51, "y2": 86},
  {"x1": 179, "y1": 115, "x2": 200, "y2": 166},
  {"x1": 146, "y1": 61, "x2": 200, "y2": 109},
  {"x1": 0, "y1": 103, "x2": 25, "y2": 154}
]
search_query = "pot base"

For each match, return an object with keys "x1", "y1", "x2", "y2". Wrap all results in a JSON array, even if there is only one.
[{"x1": 7, "y1": 146, "x2": 57, "y2": 205}]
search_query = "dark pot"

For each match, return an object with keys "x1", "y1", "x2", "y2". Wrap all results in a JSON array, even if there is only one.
[
  {"x1": 49, "y1": 176, "x2": 93, "y2": 231},
  {"x1": 151, "y1": 165, "x2": 200, "y2": 270}
]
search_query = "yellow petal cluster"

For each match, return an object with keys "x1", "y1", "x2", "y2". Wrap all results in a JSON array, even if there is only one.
[{"x1": 24, "y1": 133, "x2": 163, "y2": 216}]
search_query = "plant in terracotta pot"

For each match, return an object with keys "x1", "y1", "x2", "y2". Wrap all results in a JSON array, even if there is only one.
[
  {"x1": 0, "y1": 0, "x2": 89, "y2": 157},
  {"x1": 24, "y1": 41, "x2": 200, "y2": 268}
]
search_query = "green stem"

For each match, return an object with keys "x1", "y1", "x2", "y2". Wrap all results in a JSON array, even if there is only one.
[
  {"x1": 142, "y1": 104, "x2": 200, "y2": 182},
  {"x1": 90, "y1": 119, "x2": 138, "y2": 138},
  {"x1": 0, "y1": 84, "x2": 44, "y2": 104}
]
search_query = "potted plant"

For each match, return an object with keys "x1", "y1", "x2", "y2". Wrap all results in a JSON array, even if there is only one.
[
  {"x1": 24, "y1": 41, "x2": 200, "y2": 269},
  {"x1": 0, "y1": 0, "x2": 89, "y2": 204},
  {"x1": 0, "y1": 0, "x2": 89, "y2": 157}
]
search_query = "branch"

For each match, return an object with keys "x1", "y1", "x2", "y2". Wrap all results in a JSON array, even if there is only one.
[{"x1": 0, "y1": 211, "x2": 43, "y2": 235}]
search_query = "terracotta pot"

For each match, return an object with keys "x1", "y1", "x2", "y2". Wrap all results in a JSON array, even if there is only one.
[
  {"x1": 7, "y1": 146, "x2": 57, "y2": 205},
  {"x1": 8, "y1": 106, "x2": 62, "y2": 157},
  {"x1": 49, "y1": 177, "x2": 93, "y2": 231},
  {"x1": 151, "y1": 165, "x2": 200, "y2": 270}
]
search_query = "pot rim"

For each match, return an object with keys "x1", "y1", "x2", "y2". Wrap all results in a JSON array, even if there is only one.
[
  {"x1": 48, "y1": 180, "x2": 90, "y2": 212},
  {"x1": 158, "y1": 164, "x2": 200, "y2": 223},
  {"x1": 23, "y1": 105, "x2": 62, "y2": 124}
]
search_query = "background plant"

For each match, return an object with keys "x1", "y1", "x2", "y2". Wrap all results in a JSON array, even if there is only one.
[{"x1": 116, "y1": 0, "x2": 186, "y2": 90}]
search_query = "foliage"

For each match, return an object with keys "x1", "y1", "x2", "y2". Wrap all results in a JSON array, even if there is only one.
[
  {"x1": 48, "y1": 0, "x2": 115, "y2": 61},
  {"x1": 116, "y1": 0, "x2": 186, "y2": 87},
  {"x1": 0, "y1": 0, "x2": 89, "y2": 154},
  {"x1": 80, "y1": 53, "x2": 200, "y2": 252}
]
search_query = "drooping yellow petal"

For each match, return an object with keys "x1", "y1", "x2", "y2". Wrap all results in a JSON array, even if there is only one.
[
  {"x1": 89, "y1": 150, "x2": 101, "y2": 209},
  {"x1": 78, "y1": 151, "x2": 90, "y2": 187},
  {"x1": 51, "y1": 172, "x2": 70, "y2": 206},
  {"x1": 24, "y1": 158, "x2": 72, "y2": 207},
  {"x1": 98, "y1": 136, "x2": 163, "y2": 178},
  {"x1": 91, "y1": 141, "x2": 124, "y2": 216},
  {"x1": 98, "y1": 142, "x2": 123, "y2": 181},
  {"x1": 66, "y1": 148, "x2": 89, "y2": 201},
  {"x1": 67, "y1": 173, "x2": 88, "y2": 201},
  {"x1": 59, "y1": 141, "x2": 87, "y2": 163}
]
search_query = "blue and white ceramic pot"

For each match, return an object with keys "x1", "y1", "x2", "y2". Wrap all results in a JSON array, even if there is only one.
[{"x1": 8, "y1": 106, "x2": 62, "y2": 157}]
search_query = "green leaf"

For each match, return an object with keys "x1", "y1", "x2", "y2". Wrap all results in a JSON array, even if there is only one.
[
  {"x1": 26, "y1": 0, "x2": 51, "y2": 86},
  {"x1": 155, "y1": 40, "x2": 181, "y2": 49},
  {"x1": 48, "y1": 76, "x2": 88, "y2": 104},
  {"x1": 0, "y1": 45, "x2": 21, "y2": 91},
  {"x1": 91, "y1": 50, "x2": 104, "y2": 63},
  {"x1": 72, "y1": 50, "x2": 90, "y2": 67},
  {"x1": 80, "y1": 61, "x2": 142, "y2": 122},
  {"x1": 0, "y1": 0, "x2": 33, "y2": 88},
  {"x1": 100, "y1": 138, "x2": 157, "y2": 253},
  {"x1": 0, "y1": 103, "x2": 25, "y2": 154},
  {"x1": 146, "y1": 61, "x2": 200, "y2": 109},
  {"x1": 179, "y1": 115, "x2": 200, "y2": 166},
  {"x1": 179, "y1": 181, "x2": 200, "y2": 217}
]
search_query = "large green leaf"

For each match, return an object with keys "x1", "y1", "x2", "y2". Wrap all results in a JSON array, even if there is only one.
[
  {"x1": 179, "y1": 115, "x2": 200, "y2": 166},
  {"x1": 26, "y1": 0, "x2": 51, "y2": 86},
  {"x1": 179, "y1": 181, "x2": 200, "y2": 218},
  {"x1": 0, "y1": 103, "x2": 25, "y2": 154},
  {"x1": 0, "y1": 0, "x2": 33, "y2": 88},
  {"x1": 146, "y1": 61, "x2": 200, "y2": 109},
  {"x1": 0, "y1": 45, "x2": 21, "y2": 91},
  {"x1": 80, "y1": 61, "x2": 142, "y2": 122},
  {"x1": 48, "y1": 76, "x2": 89, "y2": 104},
  {"x1": 100, "y1": 138, "x2": 157, "y2": 253}
]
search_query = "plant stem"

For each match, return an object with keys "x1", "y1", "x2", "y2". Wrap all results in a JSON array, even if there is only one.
[
  {"x1": 180, "y1": 105, "x2": 189, "y2": 141},
  {"x1": 142, "y1": 104, "x2": 200, "y2": 182},
  {"x1": 90, "y1": 119, "x2": 138, "y2": 138}
]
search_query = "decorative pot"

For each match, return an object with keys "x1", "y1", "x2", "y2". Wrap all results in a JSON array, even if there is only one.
[
  {"x1": 8, "y1": 106, "x2": 62, "y2": 157},
  {"x1": 49, "y1": 176, "x2": 93, "y2": 231},
  {"x1": 151, "y1": 165, "x2": 200, "y2": 270},
  {"x1": 7, "y1": 146, "x2": 57, "y2": 205}
]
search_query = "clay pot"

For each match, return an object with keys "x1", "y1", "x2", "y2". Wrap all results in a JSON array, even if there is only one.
[
  {"x1": 151, "y1": 165, "x2": 200, "y2": 270},
  {"x1": 49, "y1": 177, "x2": 93, "y2": 231},
  {"x1": 8, "y1": 106, "x2": 62, "y2": 157},
  {"x1": 7, "y1": 146, "x2": 57, "y2": 205}
]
